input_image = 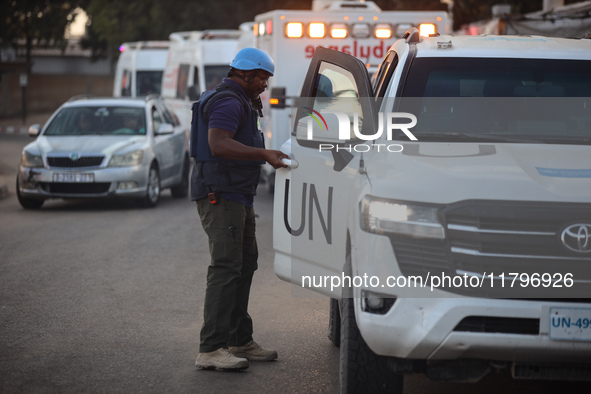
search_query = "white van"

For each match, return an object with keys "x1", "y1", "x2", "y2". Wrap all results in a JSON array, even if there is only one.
[
  {"x1": 113, "y1": 41, "x2": 170, "y2": 98},
  {"x1": 161, "y1": 30, "x2": 241, "y2": 131}
]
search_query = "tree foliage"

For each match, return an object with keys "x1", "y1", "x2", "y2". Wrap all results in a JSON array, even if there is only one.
[
  {"x1": 83, "y1": 0, "x2": 313, "y2": 58},
  {"x1": 1, "y1": 0, "x2": 87, "y2": 69}
]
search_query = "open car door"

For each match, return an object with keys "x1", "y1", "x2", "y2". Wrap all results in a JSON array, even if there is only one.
[{"x1": 273, "y1": 47, "x2": 376, "y2": 297}]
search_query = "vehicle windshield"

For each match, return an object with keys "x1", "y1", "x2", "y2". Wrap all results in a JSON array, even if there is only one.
[
  {"x1": 136, "y1": 71, "x2": 163, "y2": 96},
  {"x1": 44, "y1": 106, "x2": 147, "y2": 136},
  {"x1": 204, "y1": 65, "x2": 230, "y2": 91},
  {"x1": 398, "y1": 57, "x2": 591, "y2": 144}
]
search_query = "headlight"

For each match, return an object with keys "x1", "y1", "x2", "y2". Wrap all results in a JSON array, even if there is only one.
[
  {"x1": 108, "y1": 150, "x2": 143, "y2": 167},
  {"x1": 21, "y1": 151, "x2": 43, "y2": 168},
  {"x1": 360, "y1": 195, "x2": 444, "y2": 239}
]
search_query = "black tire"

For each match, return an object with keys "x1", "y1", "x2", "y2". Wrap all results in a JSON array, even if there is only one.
[
  {"x1": 137, "y1": 164, "x2": 160, "y2": 208},
  {"x1": 328, "y1": 298, "x2": 341, "y2": 347},
  {"x1": 170, "y1": 156, "x2": 189, "y2": 198},
  {"x1": 16, "y1": 177, "x2": 44, "y2": 209},
  {"x1": 340, "y1": 255, "x2": 403, "y2": 394}
]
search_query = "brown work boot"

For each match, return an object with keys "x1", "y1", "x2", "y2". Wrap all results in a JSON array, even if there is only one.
[
  {"x1": 195, "y1": 348, "x2": 249, "y2": 371},
  {"x1": 228, "y1": 340, "x2": 278, "y2": 361}
]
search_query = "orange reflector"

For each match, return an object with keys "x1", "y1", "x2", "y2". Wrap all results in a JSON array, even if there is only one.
[
  {"x1": 270, "y1": 98, "x2": 279, "y2": 105},
  {"x1": 419, "y1": 23, "x2": 436, "y2": 37},
  {"x1": 309, "y1": 23, "x2": 325, "y2": 38},
  {"x1": 286, "y1": 22, "x2": 303, "y2": 38},
  {"x1": 254, "y1": 23, "x2": 259, "y2": 36}
]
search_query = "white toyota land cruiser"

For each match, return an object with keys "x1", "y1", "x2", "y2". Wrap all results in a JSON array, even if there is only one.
[{"x1": 273, "y1": 29, "x2": 591, "y2": 392}]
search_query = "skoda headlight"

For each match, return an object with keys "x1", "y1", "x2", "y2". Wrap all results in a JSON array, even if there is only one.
[
  {"x1": 360, "y1": 195, "x2": 444, "y2": 239},
  {"x1": 21, "y1": 150, "x2": 43, "y2": 168},
  {"x1": 108, "y1": 150, "x2": 143, "y2": 167}
]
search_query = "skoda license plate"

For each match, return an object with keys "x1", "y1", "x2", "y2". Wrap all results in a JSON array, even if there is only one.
[
  {"x1": 53, "y1": 173, "x2": 94, "y2": 183},
  {"x1": 549, "y1": 307, "x2": 591, "y2": 342}
]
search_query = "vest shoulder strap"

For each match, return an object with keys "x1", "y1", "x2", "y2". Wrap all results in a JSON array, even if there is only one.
[{"x1": 201, "y1": 83, "x2": 250, "y2": 130}]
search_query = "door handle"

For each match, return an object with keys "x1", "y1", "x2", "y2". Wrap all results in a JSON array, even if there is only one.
[{"x1": 281, "y1": 158, "x2": 299, "y2": 169}]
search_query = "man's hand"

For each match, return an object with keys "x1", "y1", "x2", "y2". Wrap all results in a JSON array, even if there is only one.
[
  {"x1": 209, "y1": 128, "x2": 290, "y2": 168},
  {"x1": 264, "y1": 150, "x2": 290, "y2": 169}
]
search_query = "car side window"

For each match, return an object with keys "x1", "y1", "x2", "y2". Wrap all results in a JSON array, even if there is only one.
[
  {"x1": 158, "y1": 102, "x2": 178, "y2": 126},
  {"x1": 311, "y1": 61, "x2": 363, "y2": 140},
  {"x1": 151, "y1": 106, "x2": 163, "y2": 132}
]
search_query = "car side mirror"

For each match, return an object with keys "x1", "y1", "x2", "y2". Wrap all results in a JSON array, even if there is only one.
[
  {"x1": 156, "y1": 123, "x2": 174, "y2": 135},
  {"x1": 28, "y1": 124, "x2": 40, "y2": 137}
]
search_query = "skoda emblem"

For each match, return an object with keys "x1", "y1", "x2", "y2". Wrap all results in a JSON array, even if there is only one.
[
  {"x1": 561, "y1": 224, "x2": 591, "y2": 253},
  {"x1": 70, "y1": 153, "x2": 79, "y2": 161}
]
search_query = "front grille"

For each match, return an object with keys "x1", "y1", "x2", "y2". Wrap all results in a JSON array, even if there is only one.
[
  {"x1": 391, "y1": 200, "x2": 591, "y2": 298},
  {"x1": 43, "y1": 182, "x2": 110, "y2": 194},
  {"x1": 48, "y1": 156, "x2": 104, "y2": 168},
  {"x1": 454, "y1": 316, "x2": 539, "y2": 335},
  {"x1": 390, "y1": 237, "x2": 449, "y2": 277}
]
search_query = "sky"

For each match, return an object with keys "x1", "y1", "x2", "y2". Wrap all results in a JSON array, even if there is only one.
[{"x1": 65, "y1": 8, "x2": 89, "y2": 39}]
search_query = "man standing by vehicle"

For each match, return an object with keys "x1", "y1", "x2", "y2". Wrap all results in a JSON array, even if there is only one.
[{"x1": 191, "y1": 48, "x2": 288, "y2": 371}]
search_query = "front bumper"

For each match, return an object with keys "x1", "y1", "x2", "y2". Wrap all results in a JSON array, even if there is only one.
[
  {"x1": 352, "y1": 232, "x2": 591, "y2": 364},
  {"x1": 18, "y1": 165, "x2": 149, "y2": 199},
  {"x1": 356, "y1": 295, "x2": 591, "y2": 363}
]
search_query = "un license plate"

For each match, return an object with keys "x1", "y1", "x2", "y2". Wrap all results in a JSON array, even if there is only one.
[
  {"x1": 549, "y1": 307, "x2": 591, "y2": 342},
  {"x1": 53, "y1": 173, "x2": 94, "y2": 183}
]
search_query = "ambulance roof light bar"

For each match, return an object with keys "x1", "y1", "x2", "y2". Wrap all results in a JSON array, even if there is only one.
[
  {"x1": 419, "y1": 23, "x2": 436, "y2": 37},
  {"x1": 374, "y1": 24, "x2": 392, "y2": 39},
  {"x1": 309, "y1": 23, "x2": 326, "y2": 38},
  {"x1": 286, "y1": 22, "x2": 304, "y2": 38},
  {"x1": 331, "y1": 23, "x2": 348, "y2": 38}
]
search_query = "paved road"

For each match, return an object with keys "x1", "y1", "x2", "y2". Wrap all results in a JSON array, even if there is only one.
[{"x1": 0, "y1": 133, "x2": 586, "y2": 393}]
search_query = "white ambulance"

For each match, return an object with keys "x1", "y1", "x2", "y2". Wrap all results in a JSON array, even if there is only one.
[
  {"x1": 254, "y1": 0, "x2": 448, "y2": 191},
  {"x1": 113, "y1": 41, "x2": 170, "y2": 98},
  {"x1": 161, "y1": 30, "x2": 241, "y2": 131}
]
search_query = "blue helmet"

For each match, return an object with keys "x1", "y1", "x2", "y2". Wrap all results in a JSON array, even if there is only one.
[{"x1": 230, "y1": 47, "x2": 275, "y2": 76}]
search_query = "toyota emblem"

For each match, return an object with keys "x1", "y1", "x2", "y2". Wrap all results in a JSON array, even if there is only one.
[{"x1": 561, "y1": 224, "x2": 591, "y2": 253}]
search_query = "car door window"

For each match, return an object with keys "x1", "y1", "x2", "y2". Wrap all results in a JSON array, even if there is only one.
[
  {"x1": 294, "y1": 50, "x2": 375, "y2": 145},
  {"x1": 157, "y1": 102, "x2": 177, "y2": 126},
  {"x1": 312, "y1": 62, "x2": 363, "y2": 141},
  {"x1": 151, "y1": 106, "x2": 163, "y2": 133}
]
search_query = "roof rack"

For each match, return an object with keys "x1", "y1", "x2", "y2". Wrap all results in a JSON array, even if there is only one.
[
  {"x1": 404, "y1": 28, "x2": 421, "y2": 44},
  {"x1": 67, "y1": 94, "x2": 94, "y2": 102}
]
